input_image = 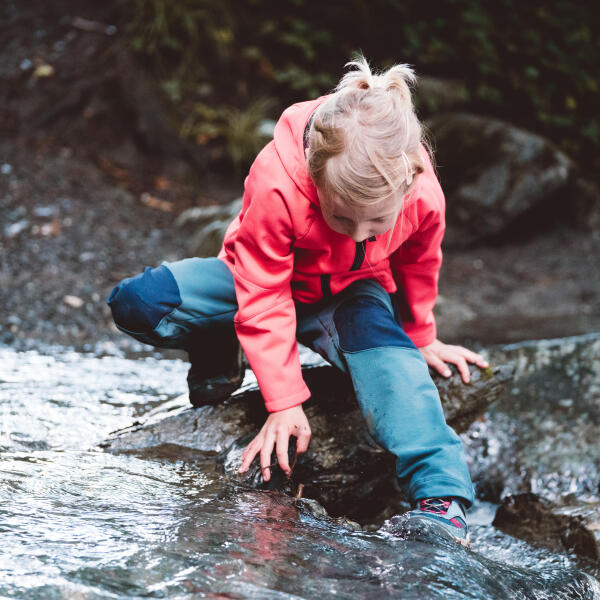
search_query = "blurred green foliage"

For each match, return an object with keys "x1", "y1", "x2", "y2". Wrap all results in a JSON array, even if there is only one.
[
  {"x1": 179, "y1": 97, "x2": 275, "y2": 172},
  {"x1": 126, "y1": 0, "x2": 599, "y2": 171}
]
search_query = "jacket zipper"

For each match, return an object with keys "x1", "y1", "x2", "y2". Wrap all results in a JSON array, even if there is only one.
[
  {"x1": 320, "y1": 274, "x2": 332, "y2": 298},
  {"x1": 322, "y1": 237, "x2": 375, "y2": 298},
  {"x1": 349, "y1": 240, "x2": 366, "y2": 271},
  {"x1": 349, "y1": 236, "x2": 375, "y2": 271}
]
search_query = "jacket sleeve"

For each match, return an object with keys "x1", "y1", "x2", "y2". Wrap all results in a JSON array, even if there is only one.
[
  {"x1": 389, "y1": 180, "x2": 446, "y2": 348},
  {"x1": 231, "y1": 183, "x2": 310, "y2": 413}
]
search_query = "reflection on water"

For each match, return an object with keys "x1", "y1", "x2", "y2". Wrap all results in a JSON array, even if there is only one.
[{"x1": 1, "y1": 345, "x2": 599, "y2": 599}]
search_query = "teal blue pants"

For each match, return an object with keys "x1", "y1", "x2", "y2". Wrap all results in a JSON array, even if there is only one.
[{"x1": 108, "y1": 257, "x2": 474, "y2": 506}]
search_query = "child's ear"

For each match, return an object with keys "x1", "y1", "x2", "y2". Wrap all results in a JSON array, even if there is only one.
[{"x1": 411, "y1": 155, "x2": 425, "y2": 176}]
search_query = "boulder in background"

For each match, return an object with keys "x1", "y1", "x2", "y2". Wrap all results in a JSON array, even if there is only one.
[
  {"x1": 175, "y1": 198, "x2": 242, "y2": 257},
  {"x1": 427, "y1": 113, "x2": 600, "y2": 246}
]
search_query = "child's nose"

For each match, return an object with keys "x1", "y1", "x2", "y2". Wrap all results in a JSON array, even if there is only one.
[{"x1": 349, "y1": 225, "x2": 371, "y2": 243}]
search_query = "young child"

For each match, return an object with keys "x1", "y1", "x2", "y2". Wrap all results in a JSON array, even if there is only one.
[{"x1": 108, "y1": 56, "x2": 488, "y2": 543}]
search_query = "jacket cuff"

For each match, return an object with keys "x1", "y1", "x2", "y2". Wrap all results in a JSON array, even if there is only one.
[
  {"x1": 406, "y1": 322, "x2": 437, "y2": 348},
  {"x1": 264, "y1": 386, "x2": 311, "y2": 413}
]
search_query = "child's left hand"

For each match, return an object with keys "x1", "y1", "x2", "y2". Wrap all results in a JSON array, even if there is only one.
[{"x1": 418, "y1": 339, "x2": 488, "y2": 384}]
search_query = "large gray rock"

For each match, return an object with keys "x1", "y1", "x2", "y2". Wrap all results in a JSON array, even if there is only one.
[
  {"x1": 175, "y1": 198, "x2": 242, "y2": 257},
  {"x1": 493, "y1": 493, "x2": 600, "y2": 562},
  {"x1": 464, "y1": 333, "x2": 600, "y2": 564},
  {"x1": 426, "y1": 113, "x2": 599, "y2": 246},
  {"x1": 464, "y1": 333, "x2": 600, "y2": 504},
  {"x1": 100, "y1": 349, "x2": 512, "y2": 524}
]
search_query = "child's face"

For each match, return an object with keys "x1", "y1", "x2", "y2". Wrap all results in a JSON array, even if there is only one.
[{"x1": 318, "y1": 188, "x2": 404, "y2": 242}]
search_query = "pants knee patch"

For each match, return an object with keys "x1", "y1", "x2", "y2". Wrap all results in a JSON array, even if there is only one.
[
  {"x1": 334, "y1": 294, "x2": 416, "y2": 352},
  {"x1": 107, "y1": 265, "x2": 182, "y2": 333}
]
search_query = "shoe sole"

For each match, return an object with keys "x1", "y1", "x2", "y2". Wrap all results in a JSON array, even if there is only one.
[{"x1": 401, "y1": 514, "x2": 470, "y2": 547}]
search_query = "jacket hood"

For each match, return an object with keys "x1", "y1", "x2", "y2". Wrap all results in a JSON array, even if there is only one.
[{"x1": 273, "y1": 96, "x2": 327, "y2": 205}]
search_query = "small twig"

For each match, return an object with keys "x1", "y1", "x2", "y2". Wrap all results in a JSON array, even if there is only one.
[
  {"x1": 294, "y1": 484, "x2": 304, "y2": 499},
  {"x1": 287, "y1": 451, "x2": 298, "y2": 478}
]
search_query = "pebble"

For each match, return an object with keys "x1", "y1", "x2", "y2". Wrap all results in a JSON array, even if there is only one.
[
  {"x1": 4, "y1": 220, "x2": 29, "y2": 238},
  {"x1": 63, "y1": 295, "x2": 84, "y2": 308},
  {"x1": 32, "y1": 206, "x2": 56, "y2": 218}
]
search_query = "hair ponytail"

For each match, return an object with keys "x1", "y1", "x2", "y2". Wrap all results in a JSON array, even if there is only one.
[
  {"x1": 336, "y1": 56, "x2": 416, "y2": 104},
  {"x1": 380, "y1": 63, "x2": 417, "y2": 104},
  {"x1": 307, "y1": 54, "x2": 426, "y2": 207},
  {"x1": 335, "y1": 56, "x2": 375, "y2": 92}
]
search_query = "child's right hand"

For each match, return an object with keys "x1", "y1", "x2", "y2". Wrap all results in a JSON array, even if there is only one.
[{"x1": 237, "y1": 405, "x2": 311, "y2": 482}]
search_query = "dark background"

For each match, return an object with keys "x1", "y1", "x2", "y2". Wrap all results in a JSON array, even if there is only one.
[{"x1": 1, "y1": 0, "x2": 598, "y2": 351}]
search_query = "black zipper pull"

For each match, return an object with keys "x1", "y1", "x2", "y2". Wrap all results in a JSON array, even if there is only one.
[{"x1": 349, "y1": 240, "x2": 367, "y2": 271}]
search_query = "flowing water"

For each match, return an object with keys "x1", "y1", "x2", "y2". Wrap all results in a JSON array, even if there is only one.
[{"x1": 1, "y1": 344, "x2": 599, "y2": 599}]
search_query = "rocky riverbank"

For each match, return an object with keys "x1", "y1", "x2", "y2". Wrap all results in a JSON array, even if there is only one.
[{"x1": 1, "y1": 2, "x2": 599, "y2": 587}]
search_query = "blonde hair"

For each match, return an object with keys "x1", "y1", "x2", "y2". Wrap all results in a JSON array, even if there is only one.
[{"x1": 306, "y1": 55, "x2": 426, "y2": 207}]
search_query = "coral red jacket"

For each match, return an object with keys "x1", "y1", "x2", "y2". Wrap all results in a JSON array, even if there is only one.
[{"x1": 218, "y1": 96, "x2": 446, "y2": 412}]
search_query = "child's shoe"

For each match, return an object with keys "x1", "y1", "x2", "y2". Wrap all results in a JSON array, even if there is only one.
[
  {"x1": 382, "y1": 498, "x2": 469, "y2": 545},
  {"x1": 187, "y1": 344, "x2": 244, "y2": 407},
  {"x1": 403, "y1": 498, "x2": 469, "y2": 544}
]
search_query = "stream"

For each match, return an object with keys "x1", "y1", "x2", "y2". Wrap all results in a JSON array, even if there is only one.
[{"x1": 1, "y1": 344, "x2": 599, "y2": 599}]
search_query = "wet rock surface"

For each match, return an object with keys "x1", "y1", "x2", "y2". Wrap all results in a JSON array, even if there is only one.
[
  {"x1": 100, "y1": 352, "x2": 513, "y2": 524},
  {"x1": 465, "y1": 333, "x2": 600, "y2": 505},
  {"x1": 493, "y1": 493, "x2": 600, "y2": 562}
]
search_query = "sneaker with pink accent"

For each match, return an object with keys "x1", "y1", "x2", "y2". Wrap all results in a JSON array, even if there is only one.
[{"x1": 403, "y1": 498, "x2": 469, "y2": 544}]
